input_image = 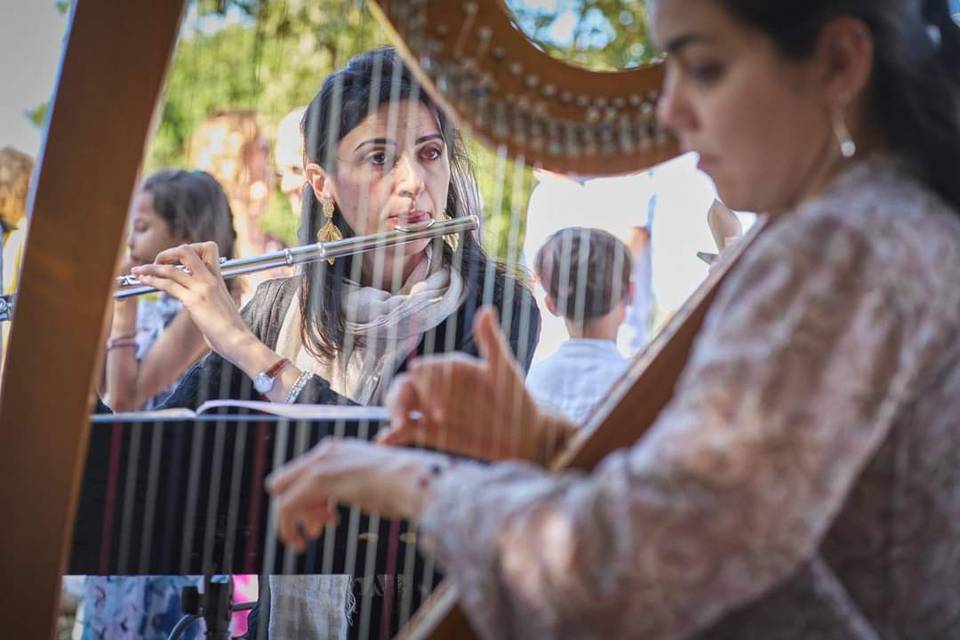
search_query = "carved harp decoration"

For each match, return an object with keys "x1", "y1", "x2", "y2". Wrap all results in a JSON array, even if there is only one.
[{"x1": 369, "y1": 0, "x2": 678, "y2": 175}]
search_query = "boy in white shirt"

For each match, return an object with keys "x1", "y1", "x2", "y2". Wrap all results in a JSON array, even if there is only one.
[{"x1": 526, "y1": 228, "x2": 634, "y2": 425}]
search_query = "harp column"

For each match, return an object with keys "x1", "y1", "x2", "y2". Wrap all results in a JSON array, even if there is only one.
[{"x1": 0, "y1": 1, "x2": 184, "y2": 637}]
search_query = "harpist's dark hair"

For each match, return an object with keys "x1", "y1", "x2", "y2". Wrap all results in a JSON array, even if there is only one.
[
  {"x1": 715, "y1": 0, "x2": 960, "y2": 212},
  {"x1": 298, "y1": 47, "x2": 493, "y2": 361}
]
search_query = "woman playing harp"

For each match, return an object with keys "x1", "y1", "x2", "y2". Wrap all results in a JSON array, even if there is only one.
[
  {"x1": 132, "y1": 47, "x2": 540, "y2": 410},
  {"x1": 268, "y1": 0, "x2": 960, "y2": 637}
]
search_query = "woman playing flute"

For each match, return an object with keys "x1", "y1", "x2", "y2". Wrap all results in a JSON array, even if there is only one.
[{"x1": 134, "y1": 47, "x2": 540, "y2": 409}]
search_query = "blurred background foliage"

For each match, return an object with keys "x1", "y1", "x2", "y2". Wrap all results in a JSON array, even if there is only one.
[
  {"x1": 506, "y1": 0, "x2": 657, "y2": 70},
  {"x1": 141, "y1": 0, "x2": 652, "y2": 261}
]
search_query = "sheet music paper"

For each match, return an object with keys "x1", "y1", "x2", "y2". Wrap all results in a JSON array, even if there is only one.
[{"x1": 97, "y1": 401, "x2": 390, "y2": 423}]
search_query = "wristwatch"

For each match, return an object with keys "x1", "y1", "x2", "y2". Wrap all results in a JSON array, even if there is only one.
[{"x1": 253, "y1": 358, "x2": 290, "y2": 395}]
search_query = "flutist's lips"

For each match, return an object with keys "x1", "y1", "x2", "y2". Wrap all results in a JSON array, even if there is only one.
[{"x1": 389, "y1": 210, "x2": 432, "y2": 227}]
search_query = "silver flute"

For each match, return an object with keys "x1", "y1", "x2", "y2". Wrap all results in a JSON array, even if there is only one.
[{"x1": 0, "y1": 215, "x2": 478, "y2": 321}]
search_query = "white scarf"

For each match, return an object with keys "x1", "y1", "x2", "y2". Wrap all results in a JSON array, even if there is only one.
[{"x1": 276, "y1": 248, "x2": 465, "y2": 405}]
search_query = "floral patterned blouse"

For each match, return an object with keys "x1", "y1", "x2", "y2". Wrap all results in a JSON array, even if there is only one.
[{"x1": 419, "y1": 156, "x2": 960, "y2": 639}]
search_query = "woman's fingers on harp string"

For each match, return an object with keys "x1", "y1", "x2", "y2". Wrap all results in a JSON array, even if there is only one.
[
  {"x1": 266, "y1": 438, "x2": 333, "y2": 494},
  {"x1": 474, "y1": 305, "x2": 513, "y2": 374},
  {"x1": 474, "y1": 305, "x2": 530, "y2": 408},
  {"x1": 273, "y1": 475, "x2": 337, "y2": 551},
  {"x1": 380, "y1": 373, "x2": 430, "y2": 446},
  {"x1": 294, "y1": 499, "x2": 337, "y2": 542}
]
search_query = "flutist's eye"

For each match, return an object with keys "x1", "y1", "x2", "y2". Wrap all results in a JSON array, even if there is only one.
[
  {"x1": 420, "y1": 145, "x2": 443, "y2": 161},
  {"x1": 367, "y1": 150, "x2": 398, "y2": 168}
]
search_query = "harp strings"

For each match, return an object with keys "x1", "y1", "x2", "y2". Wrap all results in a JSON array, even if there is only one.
[{"x1": 67, "y1": 2, "x2": 715, "y2": 639}]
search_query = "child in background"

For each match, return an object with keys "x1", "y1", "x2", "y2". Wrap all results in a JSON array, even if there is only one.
[
  {"x1": 104, "y1": 169, "x2": 239, "y2": 411},
  {"x1": 527, "y1": 227, "x2": 634, "y2": 424}
]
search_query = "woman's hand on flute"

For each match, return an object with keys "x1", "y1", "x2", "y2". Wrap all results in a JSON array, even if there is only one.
[
  {"x1": 379, "y1": 306, "x2": 576, "y2": 466},
  {"x1": 266, "y1": 438, "x2": 447, "y2": 553},
  {"x1": 131, "y1": 242, "x2": 252, "y2": 363}
]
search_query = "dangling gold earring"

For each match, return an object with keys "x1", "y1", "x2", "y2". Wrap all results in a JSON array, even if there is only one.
[
  {"x1": 831, "y1": 107, "x2": 857, "y2": 159},
  {"x1": 316, "y1": 198, "x2": 342, "y2": 264},
  {"x1": 439, "y1": 211, "x2": 460, "y2": 252}
]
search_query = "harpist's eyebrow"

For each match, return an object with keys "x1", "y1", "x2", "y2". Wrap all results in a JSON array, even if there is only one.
[
  {"x1": 354, "y1": 133, "x2": 444, "y2": 151},
  {"x1": 663, "y1": 32, "x2": 714, "y2": 55}
]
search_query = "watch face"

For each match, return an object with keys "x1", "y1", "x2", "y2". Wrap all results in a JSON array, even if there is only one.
[{"x1": 254, "y1": 373, "x2": 272, "y2": 394}]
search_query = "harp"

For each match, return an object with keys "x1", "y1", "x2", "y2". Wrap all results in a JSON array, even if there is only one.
[
  {"x1": 0, "y1": 1, "x2": 770, "y2": 638},
  {"x1": 364, "y1": 2, "x2": 770, "y2": 638}
]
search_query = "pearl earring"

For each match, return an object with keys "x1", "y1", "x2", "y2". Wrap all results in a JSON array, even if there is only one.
[{"x1": 831, "y1": 107, "x2": 857, "y2": 159}]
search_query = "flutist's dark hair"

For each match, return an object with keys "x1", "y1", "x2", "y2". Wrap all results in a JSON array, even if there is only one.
[{"x1": 297, "y1": 47, "x2": 495, "y2": 361}]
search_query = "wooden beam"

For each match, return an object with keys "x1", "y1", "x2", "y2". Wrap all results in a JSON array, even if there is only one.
[{"x1": 0, "y1": 1, "x2": 184, "y2": 636}]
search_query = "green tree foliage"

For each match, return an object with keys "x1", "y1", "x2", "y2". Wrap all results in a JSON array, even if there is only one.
[
  {"x1": 148, "y1": 0, "x2": 387, "y2": 171},
  {"x1": 23, "y1": 103, "x2": 48, "y2": 129},
  {"x1": 506, "y1": 0, "x2": 658, "y2": 70}
]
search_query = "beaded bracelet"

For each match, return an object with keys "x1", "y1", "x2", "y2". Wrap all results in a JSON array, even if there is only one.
[{"x1": 286, "y1": 370, "x2": 313, "y2": 404}]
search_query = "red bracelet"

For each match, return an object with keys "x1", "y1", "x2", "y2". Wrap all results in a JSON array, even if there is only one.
[{"x1": 265, "y1": 357, "x2": 290, "y2": 379}]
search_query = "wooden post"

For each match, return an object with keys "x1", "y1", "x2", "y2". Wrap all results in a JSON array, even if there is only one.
[{"x1": 0, "y1": 1, "x2": 184, "y2": 636}]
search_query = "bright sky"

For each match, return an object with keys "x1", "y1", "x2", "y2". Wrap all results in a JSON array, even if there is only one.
[
  {"x1": 0, "y1": 2, "x2": 245, "y2": 160},
  {"x1": 0, "y1": 0, "x2": 68, "y2": 157}
]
